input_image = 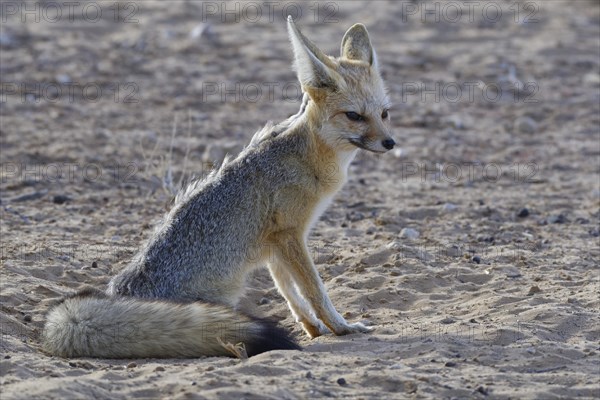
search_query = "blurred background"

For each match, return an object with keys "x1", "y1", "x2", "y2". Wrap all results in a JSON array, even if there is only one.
[{"x1": 1, "y1": 1, "x2": 598, "y2": 198}]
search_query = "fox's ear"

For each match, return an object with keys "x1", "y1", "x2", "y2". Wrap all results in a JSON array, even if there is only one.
[
  {"x1": 340, "y1": 23, "x2": 377, "y2": 69},
  {"x1": 287, "y1": 16, "x2": 339, "y2": 89}
]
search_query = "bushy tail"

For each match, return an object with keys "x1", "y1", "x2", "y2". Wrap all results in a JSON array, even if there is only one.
[{"x1": 42, "y1": 289, "x2": 300, "y2": 358}]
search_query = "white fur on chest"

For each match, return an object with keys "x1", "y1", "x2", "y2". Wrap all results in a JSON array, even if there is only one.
[{"x1": 304, "y1": 149, "x2": 357, "y2": 237}]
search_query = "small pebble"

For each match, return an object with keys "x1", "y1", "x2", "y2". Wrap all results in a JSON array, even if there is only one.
[
  {"x1": 52, "y1": 195, "x2": 72, "y2": 205},
  {"x1": 446, "y1": 115, "x2": 464, "y2": 129},
  {"x1": 515, "y1": 116, "x2": 537, "y2": 134},
  {"x1": 337, "y1": 378, "x2": 347, "y2": 386},
  {"x1": 517, "y1": 208, "x2": 529, "y2": 218},
  {"x1": 442, "y1": 203, "x2": 457, "y2": 212},
  {"x1": 444, "y1": 361, "x2": 457, "y2": 367},
  {"x1": 547, "y1": 214, "x2": 567, "y2": 224},
  {"x1": 91, "y1": 261, "x2": 98, "y2": 268},
  {"x1": 527, "y1": 285, "x2": 541, "y2": 296},
  {"x1": 400, "y1": 228, "x2": 420, "y2": 240},
  {"x1": 55, "y1": 74, "x2": 72, "y2": 84},
  {"x1": 127, "y1": 362, "x2": 137, "y2": 369},
  {"x1": 476, "y1": 386, "x2": 489, "y2": 395},
  {"x1": 386, "y1": 241, "x2": 401, "y2": 250},
  {"x1": 4, "y1": 355, "x2": 11, "y2": 359},
  {"x1": 191, "y1": 381, "x2": 197, "y2": 386},
  {"x1": 472, "y1": 256, "x2": 481, "y2": 264},
  {"x1": 305, "y1": 371, "x2": 313, "y2": 379},
  {"x1": 23, "y1": 314, "x2": 32, "y2": 322},
  {"x1": 504, "y1": 267, "x2": 522, "y2": 278},
  {"x1": 154, "y1": 366, "x2": 165, "y2": 372}
]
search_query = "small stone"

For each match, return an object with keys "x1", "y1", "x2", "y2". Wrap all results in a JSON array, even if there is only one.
[
  {"x1": 515, "y1": 116, "x2": 537, "y2": 134},
  {"x1": 446, "y1": 115, "x2": 464, "y2": 130},
  {"x1": 91, "y1": 261, "x2": 98, "y2": 268},
  {"x1": 23, "y1": 314, "x2": 32, "y2": 322},
  {"x1": 52, "y1": 195, "x2": 72, "y2": 205},
  {"x1": 527, "y1": 347, "x2": 536, "y2": 354},
  {"x1": 476, "y1": 386, "x2": 489, "y2": 395},
  {"x1": 336, "y1": 378, "x2": 347, "y2": 386},
  {"x1": 444, "y1": 361, "x2": 457, "y2": 367},
  {"x1": 472, "y1": 256, "x2": 481, "y2": 264},
  {"x1": 305, "y1": 371, "x2": 313, "y2": 379},
  {"x1": 583, "y1": 72, "x2": 600, "y2": 85},
  {"x1": 527, "y1": 285, "x2": 541, "y2": 296},
  {"x1": 517, "y1": 208, "x2": 529, "y2": 218},
  {"x1": 55, "y1": 74, "x2": 72, "y2": 84},
  {"x1": 154, "y1": 366, "x2": 165, "y2": 372},
  {"x1": 191, "y1": 381, "x2": 197, "y2": 386},
  {"x1": 547, "y1": 214, "x2": 567, "y2": 224},
  {"x1": 504, "y1": 267, "x2": 522, "y2": 278},
  {"x1": 127, "y1": 362, "x2": 137, "y2": 369},
  {"x1": 0, "y1": 33, "x2": 18, "y2": 48},
  {"x1": 442, "y1": 203, "x2": 457, "y2": 212},
  {"x1": 400, "y1": 228, "x2": 420, "y2": 240},
  {"x1": 79, "y1": 361, "x2": 94, "y2": 370},
  {"x1": 4, "y1": 355, "x2": 11, "y2": 359},
  {"x1": 386, "y1": 241, "x2": 401, "y2": 250}
]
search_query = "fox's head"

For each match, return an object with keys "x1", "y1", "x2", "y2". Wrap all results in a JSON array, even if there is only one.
[{"x1": 287, "y1": 17, "x2": 395, "y2": 154}]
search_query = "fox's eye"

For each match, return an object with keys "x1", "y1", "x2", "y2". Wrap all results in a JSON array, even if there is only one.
[
  {"x1": 381, "y1": 109, "x2": 389, "y2": 119},
  {"x1": 345, "y1": 112, "x2": 364, "y2": 122}
]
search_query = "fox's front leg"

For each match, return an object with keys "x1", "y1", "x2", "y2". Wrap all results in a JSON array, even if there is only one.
[
  {"x1": 272, "y1": 231, "x2": 374, "y2": 336},
  {"x1": 268, "y1": 262, "x2": 329, "y2": 338}
]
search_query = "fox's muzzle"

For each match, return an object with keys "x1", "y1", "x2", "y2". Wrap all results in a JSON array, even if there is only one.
[{"x1": 382, "y1": 138, "x2": 395, "y2": 150}]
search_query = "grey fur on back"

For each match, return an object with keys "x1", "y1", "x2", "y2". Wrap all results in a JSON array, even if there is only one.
[{"x1": 107, "y1": 105, "x2": 312, "y2": 304}]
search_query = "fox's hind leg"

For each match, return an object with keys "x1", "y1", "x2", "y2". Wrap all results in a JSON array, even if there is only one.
[{"x1": 268, "y1": 262, "x2": 329, "y2": 338}]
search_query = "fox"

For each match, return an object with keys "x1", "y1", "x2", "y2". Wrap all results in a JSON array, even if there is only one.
[{"x1": 42, "y1": 16, "x2": 395, "y2": 358}]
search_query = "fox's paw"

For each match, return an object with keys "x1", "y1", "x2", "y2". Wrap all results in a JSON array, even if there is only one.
[
  {"x1": 302, "y1": 320, "x2": 330, "y2": 338},
  {"x1": 334, "y1": 321, "x2": 375, "y2": 336}
]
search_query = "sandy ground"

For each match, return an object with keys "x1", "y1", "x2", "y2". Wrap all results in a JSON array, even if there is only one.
[{"x1": 1, "y1": 0, "x2": 599, "y2": 399}]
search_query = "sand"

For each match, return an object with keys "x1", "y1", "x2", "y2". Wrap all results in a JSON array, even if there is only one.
[{"x1": 1, "y1": 1, "x2": 599, "y2": 399}]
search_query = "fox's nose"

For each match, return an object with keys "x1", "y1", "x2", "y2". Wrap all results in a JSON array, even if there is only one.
[{"x1": 382, "y1": 138, "x2": 395, "y2": 150}]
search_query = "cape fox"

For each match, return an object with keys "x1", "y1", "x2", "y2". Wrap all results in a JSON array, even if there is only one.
[{"x1": 43, "y1": 17, "x2": 395, "y2": 358}]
